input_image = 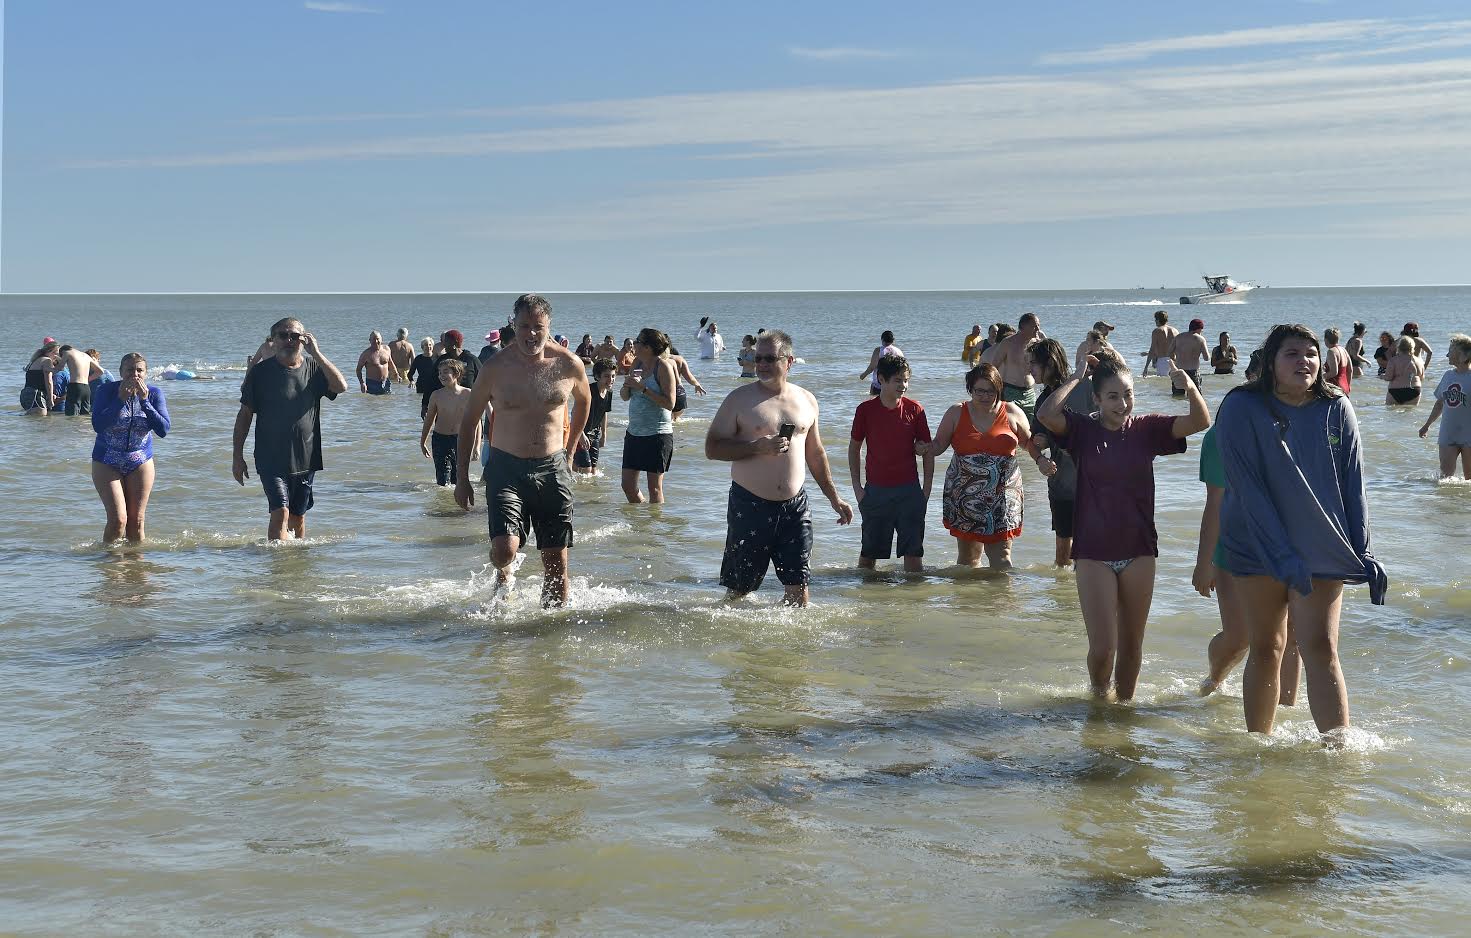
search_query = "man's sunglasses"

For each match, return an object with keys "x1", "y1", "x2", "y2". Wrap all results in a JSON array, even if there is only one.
[
  {"x1": 751, "y1": 353, "x2": 785, "y2": 364},
  {"x1": 275, "y1": 331, "x2": 304, "y2": 341}
]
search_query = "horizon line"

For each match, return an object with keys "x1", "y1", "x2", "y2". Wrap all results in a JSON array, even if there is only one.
[{"x1": 4, "y1": 283, "x2": 1471, "y2": 297}]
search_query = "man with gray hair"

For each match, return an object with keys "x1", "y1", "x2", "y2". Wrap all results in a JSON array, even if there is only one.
[
  {"x1": 356, "y1": 331, "x2": 393, "y2": 394},
  {"x1": 705, "y1": 330, "x2": 852, "y2": 606},
  {"x1": 387, "y1": 327, "x2": 415, "y2": 383}
]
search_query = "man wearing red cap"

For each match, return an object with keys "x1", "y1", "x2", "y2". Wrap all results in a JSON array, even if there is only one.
[{"x1": 1170, "y1": 318, "x2": 1209, "y2": 396}]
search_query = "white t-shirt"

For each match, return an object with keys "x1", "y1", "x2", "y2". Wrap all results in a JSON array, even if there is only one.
[
  {"x1": 1434, "y1": 369, "x2": 1471, "y2": 445},
  {"x1": 698, "y1": 329, "x2": 724, "y2": 359}
]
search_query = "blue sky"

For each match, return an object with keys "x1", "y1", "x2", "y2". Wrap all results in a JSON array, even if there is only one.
[{"x1": 5, "y1": 1, "x2": 1471, "y2": 292}]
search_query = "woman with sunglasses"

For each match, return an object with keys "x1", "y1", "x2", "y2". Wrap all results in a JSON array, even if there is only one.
[
  {"x1": 1214, "y1": 323, "x2": 1387, "y2": 737},
  {"x1": 620, "y1": 328, "x2": 677, "y2": 503}
]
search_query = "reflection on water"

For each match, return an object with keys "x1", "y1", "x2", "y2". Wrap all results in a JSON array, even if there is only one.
[{"x1": 88, "y1": 553, "x2": 172, "y2": 609}]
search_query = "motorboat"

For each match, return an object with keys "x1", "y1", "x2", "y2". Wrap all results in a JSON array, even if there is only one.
[{"x1": 1179, "y1": 275, "x2": 1259, "y2": 304}]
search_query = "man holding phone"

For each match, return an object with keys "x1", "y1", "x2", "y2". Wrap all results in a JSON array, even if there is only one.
[{"x1": 705, "y1": 330, "x2": 853, "y2": 607}]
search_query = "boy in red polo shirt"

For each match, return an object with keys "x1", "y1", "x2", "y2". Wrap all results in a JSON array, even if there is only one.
[{"x1": 848, "y1": 355, "x2": 934, "y2": 571}]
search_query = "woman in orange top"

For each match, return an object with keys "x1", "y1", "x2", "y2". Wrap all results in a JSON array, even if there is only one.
[{"x1": 928, "y1": 363, "x2": 1055, "y2": 570}]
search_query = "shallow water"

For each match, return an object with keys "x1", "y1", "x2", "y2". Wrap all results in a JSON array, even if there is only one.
[{"x1": 3, "y1": 289, "x2": 1469, "y2": 935}]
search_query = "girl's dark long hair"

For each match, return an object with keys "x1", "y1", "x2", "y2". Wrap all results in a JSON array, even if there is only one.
[
  {"x1": 1238, "y1": 323, "x2": 1340, "y2": 401},
  {"x1": 1027, "y1": 337, "x2": 1070, "y2": 388}
]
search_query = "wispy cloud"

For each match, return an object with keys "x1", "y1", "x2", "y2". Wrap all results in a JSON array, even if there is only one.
[
  {"x1": 788, "y1": 46, "x2": 903, "y2": 61},
  {"x1": 62, "y1": 20, "x2": 1471, "y2": 244},
  {"x1": 1038, "y1": 17, "x2": 1471, "y2": 66},
  {"x1": 304, "y1": 2, "x2": 380, "y2": 13}
]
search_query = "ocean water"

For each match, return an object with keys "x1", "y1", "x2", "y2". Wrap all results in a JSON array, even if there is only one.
[{"x1": 2, "y1": 288, "x2": 1469, "y2": 935}]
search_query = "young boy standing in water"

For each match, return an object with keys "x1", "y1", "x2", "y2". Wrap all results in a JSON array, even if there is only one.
[
  {"x1": 848, "y1": 356, "x2": 933, "y2": 572},
  {"x1": 421, "y1": 359, "x2": 473, "y2": 486},
  {"x1": 1419, "y1": 333, "x2": 1471, "y2": 480}
]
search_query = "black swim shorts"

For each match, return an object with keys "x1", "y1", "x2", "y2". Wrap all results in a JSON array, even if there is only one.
[
  {"x1": 719, "y1": 482, "x2": 813, "y2": 595},
  {"x1": 622, "y1": 432, "x2": 673, "y2": 474},
  {"x1": 1048, "y1": 492, "x2": 1075, "y2": 539},
  {"x1": 64, "y1": 381, "x2": 92, "y2": 416},
  {"x1": 858, "y1": 481, "x2": 926, "y2": 560},
  {"x1": 485, "y1": 447, "x2": 574, "y2": 551},
  {"x1": 262, "y1": 471, "x2": 316, "y2": 516}
]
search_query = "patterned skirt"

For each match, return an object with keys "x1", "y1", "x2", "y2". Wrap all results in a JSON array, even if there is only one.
[{"x1": 942, "y1": 451, "x2": 1022, "y2": 543}]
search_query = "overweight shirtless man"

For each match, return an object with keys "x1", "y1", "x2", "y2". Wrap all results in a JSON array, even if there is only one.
[
  {"x1": 387, "y1": 328, "x2": 415, "y2": 383},
  {"x1": 356, "y1": 331, "x2": 393, "y2": 394},
  {"x1": 1144, "y1": 310, "x2": 1179, "y2": 377},
  {"x1": 454, "y1": 294, "x2": 590, "y2": 608},
  {"x1": 705, "y1": 330, "x2": 853, "y2": 607},
  {"x1": 982, "y1": 312, "x2": 1043, "y2": 421}
]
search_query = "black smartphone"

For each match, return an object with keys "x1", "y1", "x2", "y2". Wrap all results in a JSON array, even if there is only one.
[{"x1": 779, "y1": 422, "x2": 796, "y2": 440}]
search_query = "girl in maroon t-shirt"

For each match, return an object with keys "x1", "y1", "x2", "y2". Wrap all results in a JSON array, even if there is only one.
[{"x1": 1035, "y1": 355, "x2": 1211, "y2": 701}]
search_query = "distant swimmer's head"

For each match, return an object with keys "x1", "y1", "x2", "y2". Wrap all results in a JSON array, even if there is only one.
[
  {"x1": 397, "y1": 327, "x2": 409, "y2": 340},
  {"x1": 880, "y1": 330, "x2": 895, "y2": 346},
  {"x1": 442, "y1": 329, "x2": 464, "y2": 355},
  {"x1": 512, "y1": 293, "x2": 553, "y2": 356},
  {"x1": 1154, "y1": 310, "x2": 1169, "y2": 326},
  {"x1": 1324, "y1": 327, "x2": 1341, "y2": 346},
  {"x1": 971, "y1": 324, "x2": 982, "y2": 335},
  {"x1": 592, "y1": 358, "x2": 616, "y2": 387},
  {"x1": 1018, "y1": 312, "x2": 1040, "y2": 337},
  {"x1": 420, "y1": 337, "x2": 434, "y2": 353},
  {"x1": 1028, "y1": 338, "x2": 1070, "y2": 388},
  {"x1": 369, "y1": 331, "x2": 383, "y2": 346},
  {"x1": 1247, "y1": 323, "x2": 1336, "y2": 403},
  {"x1": 1088, "y1": 359, "x2": 1134, "y2": 427},
  {"x1": 1395, "y1": 335, "x2": 1416, "y2": 357},
  {"x1": 1093, "y1": 320, "x2": 1115, "y2": 334},
  {"x1": 1402, "y1": 321, "x2": 1421, "y2": 338},
  {"x1": 1352, "y1": 322, "x2": 1366, "y2": 336},
  {"x1": 1378, "y1": 331, "x2": 1394, "y2": 347},
  {"x1": 1189, "y1": 318, "x2": 1205, "y2": 333}
]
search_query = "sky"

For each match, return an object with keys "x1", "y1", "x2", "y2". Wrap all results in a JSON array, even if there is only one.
[{"x1": 5, "y1": 1, "x2": 1471, "y2": 293}]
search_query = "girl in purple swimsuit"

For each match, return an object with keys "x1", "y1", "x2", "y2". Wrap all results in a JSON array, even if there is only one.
[{"x1": 91, "y1": 352, "x2": 170, "y2": 544}]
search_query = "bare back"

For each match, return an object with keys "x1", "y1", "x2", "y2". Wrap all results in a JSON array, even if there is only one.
[
  {"x1": 477, "y1": 342, "x2": 587, "y2": 458},
  {"x1": 61, "y1": 348, "x2": 95, "y2": 382},
  {"x1": 388, "y1": 339, "x2": 414, "y2": 375},
  {"x1": 1149, "y1": 325, "x2": 1179, "y2": 359},
  {"x1": 989, "y1": 334, "x2": 1034, "y2": 389},
  {"x1": 1172, "y1": 332, "x2": 1209, "y2": 371}
]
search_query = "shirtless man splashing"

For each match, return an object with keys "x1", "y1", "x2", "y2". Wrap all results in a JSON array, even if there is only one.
[{"x1": 454, "y1": 294, "x2": 591, "y2": 608}]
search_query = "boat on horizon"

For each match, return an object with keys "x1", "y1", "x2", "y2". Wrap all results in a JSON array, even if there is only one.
[{"x1": 1179, "y1": 275, "x2": 1260, "y2": 304}]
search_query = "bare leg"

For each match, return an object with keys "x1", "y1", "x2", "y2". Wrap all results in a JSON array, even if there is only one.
[
  {"x1": 983, "y1": 539, "x2": 1013, "y2": 572},
  {"x1": 901, "y1": 554, "x2": 923, "y2": 572},
  {"x1": 268, "y1": 508, "x2": 290, "y2": 541},
  {"x1": 781, "y1": 583, "x2": 809, "y2": 607},
  {"x1": 1288, "y1": 579, "x2": 1348, "y2": 732},
  {"x1": 540, "y1": 548, "x2": 569, "y2": 608},
  {"x1": 1112, "y1": 557, "x2": 1156, "y2": 701},
  {"x1": 620, "y1": 468, "x2": 646, "y2": 504},
  {"x1": 1459, "y1": 444, "x2": 1471, "y2": 479},
  {"x1": 490, "y1": 534, "x2": 520, "y2": 588},
  {"x1": 1279, "y1": 615, "x2": 1302, "y2": 705},
  {"x1": 91, "y1": 462, "x2": 127, "y2": 543},
  {"x1": 1237, "y1": 574, "x2": 1289, "y2": 733},
  {"x1": 1054, "y1": 536, "x2": 1072, "y2": 568},
  {"x1": 1202, "y1": 566, "x2": 1248, "y2": 693},
  {"x1": 956, "y1": 539, "x2": 982, "y2": 568},
  {"x1": 121, "y1": 459, "x2": 155, "y2": 543},
  {"x1": 647, "y1": 471, "x2": 665, "y2": 505},
  {"x1": 287, "y1": 514, "x2": 306, "y2": 539},
  {"x1": 1440, "y1": 444, "x2": 1459, "y2": 479},
  {"x1": 858, "y1": 555, "x2": 876, "y2": 570},
  {"x1": 1074, "y1": 560, "x2": 1121, "y2": 699}
]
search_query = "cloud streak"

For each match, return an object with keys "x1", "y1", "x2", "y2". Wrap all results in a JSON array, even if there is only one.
[
  {"x1": 1038, "y1": 17, "x2": 1471, "y2": 65},
  {"x1": 304, "y1": 2, "x2": 380, "y2": 13}
]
